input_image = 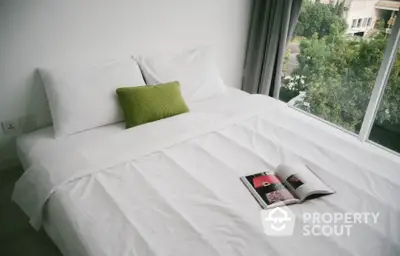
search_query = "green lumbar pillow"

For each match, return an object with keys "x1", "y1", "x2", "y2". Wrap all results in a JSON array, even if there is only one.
[{"x1": 116, "y1": 81, "x2": 189, "y2": 128}]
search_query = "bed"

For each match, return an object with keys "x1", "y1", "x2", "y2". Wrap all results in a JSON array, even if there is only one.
[{"x1": 13, "y1": 87, "x2": 400, "y2": 256}]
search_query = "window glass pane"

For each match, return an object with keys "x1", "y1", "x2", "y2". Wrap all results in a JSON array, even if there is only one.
[
  {"x1": 357, "y1": 18, "x2": 362, "y2": 27},
  {"x1": 362, "y1": 18, "x2": 367, "y2": 27},
  {"x1": 367, "y1": 17, "x2": 372, "y2": 26},
  {"x1": 352, "y1": 19, "x2": 357, "y2": 28},
  {"x1": 368, "y1": 46, "x2": 400, "y2": 153},
  {"x1": 280, "y1": 1, "x2": 394, "y2": 135}
]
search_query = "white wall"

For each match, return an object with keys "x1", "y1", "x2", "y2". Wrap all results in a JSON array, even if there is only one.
[{"x1": 0, "y1": 0, "x2": 252, "y2": 166}]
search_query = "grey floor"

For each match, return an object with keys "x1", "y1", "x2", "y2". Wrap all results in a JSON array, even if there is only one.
[{"x1": 0, "y1": 166, "x2": 62, "y2": 256}]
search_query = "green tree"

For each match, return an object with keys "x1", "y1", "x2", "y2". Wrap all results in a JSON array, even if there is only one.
[
  {"x1": 331, "y1": 0, "x2": 345, "y2": 17},
  {"x1": 282, "y1": 0, "x2": 400, "y2": 133},
  {"x1": 295, "y1": 1, "x2": 347, "y2": 39},
  {"x1": 293, "y1": 27, "x2": 400, "y2": 132}
]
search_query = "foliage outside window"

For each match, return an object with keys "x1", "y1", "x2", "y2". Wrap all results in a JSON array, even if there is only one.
[{"x1": 280, "y1": 0, "x2": 400, "y2": 153}]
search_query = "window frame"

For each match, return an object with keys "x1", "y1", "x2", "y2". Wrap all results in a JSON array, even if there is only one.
[
  {"x1": 359, "y1": 15, "x2": 400, "y2": 142},
  {"x1": 287, "y1": 104, "x2": 400, "y2": 159}
]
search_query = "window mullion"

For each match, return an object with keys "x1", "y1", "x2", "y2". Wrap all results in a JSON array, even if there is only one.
[{"x1": 359, "y1": 16, "x2": 400, "y2": 142}]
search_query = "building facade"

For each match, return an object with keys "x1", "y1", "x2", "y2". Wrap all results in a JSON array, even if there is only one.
[{"x1": 319, "y1": 0, "x2": 399, "y2": 37}]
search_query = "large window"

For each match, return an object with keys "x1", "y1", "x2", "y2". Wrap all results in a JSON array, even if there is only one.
[
  {"x1": 280, "y1": 0, "x2": 400, "y2": 154},
  {"x1": 365, "y1": 46, "x2": 400, "y2": 152}
]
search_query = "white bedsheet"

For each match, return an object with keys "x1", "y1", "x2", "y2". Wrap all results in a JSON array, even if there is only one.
[
  {"x1": 14, "y1": 89, "x2": 400, "y2": 256},
  {"x1": 17, "y1": 88, "x2": 248, "y2": 170}
]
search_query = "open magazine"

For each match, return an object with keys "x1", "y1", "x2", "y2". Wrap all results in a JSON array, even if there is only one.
[{"x1": 240, "y1": 164, "x2": 334, "y2": 209}]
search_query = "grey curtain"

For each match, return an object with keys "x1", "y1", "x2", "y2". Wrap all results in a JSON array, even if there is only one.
[{"x1": 242, "y1": 0, "x2": 302, "y2": 98}]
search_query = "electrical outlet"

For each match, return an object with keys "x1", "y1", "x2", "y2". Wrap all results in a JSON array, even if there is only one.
[
  {"x1": 1, "y1": 120, "x2": 20, "y2": 135},
  {"x1": 1, "y1": 115, "x2": 37, "y2": 136}
]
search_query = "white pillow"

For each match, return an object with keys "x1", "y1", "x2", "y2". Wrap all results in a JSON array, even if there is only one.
[
  {"x1": 40, "y1": 58, "x2": 145, "y2": 137},
  {"x1": 135, "y1": 48, "x2": 226, "y2": 102}
]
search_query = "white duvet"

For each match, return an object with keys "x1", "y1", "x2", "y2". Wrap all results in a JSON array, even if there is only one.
[{"x1": 13, "y1": 92, "x2": 400, "y2": 256}]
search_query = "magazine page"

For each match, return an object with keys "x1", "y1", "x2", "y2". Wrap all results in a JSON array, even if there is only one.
[
  {"x1": 275, "y1": 164, "x2": 334, "y2": 202},
  {"x1": 240, "y1": 172, "x2": 300, "y2": 209}
]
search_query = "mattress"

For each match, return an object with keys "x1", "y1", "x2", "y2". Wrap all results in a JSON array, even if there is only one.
[{"x1": 14, "y1": 88, "x2": 400, "y2": 256}]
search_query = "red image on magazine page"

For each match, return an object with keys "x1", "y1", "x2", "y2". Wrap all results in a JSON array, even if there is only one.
[{"x1": 252, "y1": 175, "x2": 281, "y2": 188}]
